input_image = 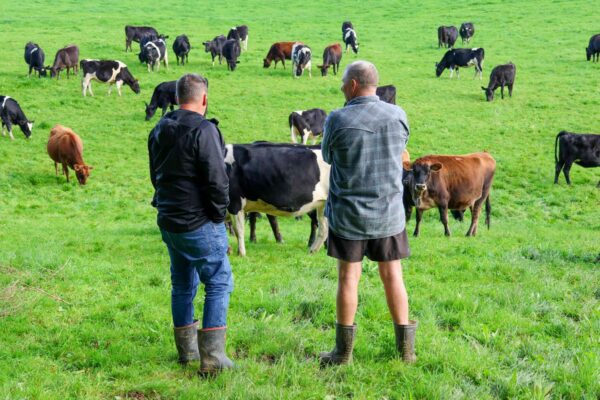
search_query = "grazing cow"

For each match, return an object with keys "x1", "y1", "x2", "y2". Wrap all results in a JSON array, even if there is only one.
[
  {"x1": 203, "y1": 35, "x2": 227, "y2": 66},
  {"x1": 263, "y1": 41, "x2": 301, "y2": 69},
  {"x1": 0, "y1": 96, "x2": 33, "y2": 140},
  {"x1": 554, "y1": 131, "x2": 600, "y2": 186},
  {"x1": 438, "y1": 26, "x2": 458, "y2": 48},
  {"x1": 140, "y1": 38, "x2": 168, "y2": 71},
  {"x1": 227, "y1": 25, "x2": 249, "y2": 51},
  {"x1": 49, "y1": 45, "x2": 79, "y2": 79},
  {"x1": 222, "y1": 39, "x2": 241, "y2": 71},
  {"x1": 225, "y1": 142, "x2": 331, "y2": 256},
  {"x1": 318, "y1": 43, "x2": 342, "y2": 76},
  {"x1": 289, "y1": 108, "x2": 327, "y2": 144},
  {"x1": 291, "y1": 44, "x2": 312, "y2": 78},
  {"x1": 24, "y1": 42, "x2": 46, "y2": 77},
  {"x1": 125, "y1": 25, "x2": 159, "y2": 52},
  {"x1": 145, "y1": 80, "x2": 177, "y2": 121},
  {"x1": 436, "y1": 48, "x2": 485, "y2": 79},
  {"x1": 481, "y1": 63, "x2": 516, "y2": 101},
  {"x1": 172, "y1": 35, "x2": 190, "y2": 65},
  {"x1": 405, "y1": 152, "x2": 496, "y2": 237},
  {"x1": 80, "y1": 59, "x2": 140, "y2": 96},
  {"x1": 376, "y1": 85, "x2": 397, "y2": 105},
  {"x1": 343, "y1": 27, "x2": 359, "y2": 54},
  {"x1": 586, "y1": 34, "x2": 600, "y2": 62},
  {"x1": 459, "y1": 22, "x2": 475, "y2": 44},
  {"x1": 47, "y1": 125, "x2": 93, "y2": 185}
]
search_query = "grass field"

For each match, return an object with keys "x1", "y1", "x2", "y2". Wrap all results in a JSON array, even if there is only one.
[{"x1": 0, "y1": 0, "x2": 599, "y2": 399}]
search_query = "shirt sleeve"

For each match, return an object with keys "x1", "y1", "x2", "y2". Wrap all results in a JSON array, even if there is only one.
[
  {"x1": 321, "y1": 113, "x2": 336, "y2": 164},
  {"x1": 147, "y1": 129, "x2": 158, "y2": 207}
]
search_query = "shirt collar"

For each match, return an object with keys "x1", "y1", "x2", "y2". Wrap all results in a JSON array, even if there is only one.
[{"x1": 345, "y1": 95, "x2": 379, "y2": 107}]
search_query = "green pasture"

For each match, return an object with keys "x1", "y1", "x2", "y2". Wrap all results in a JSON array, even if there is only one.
[{"x1": 0, "y1": 0, "x2": 598, "y2": 398}]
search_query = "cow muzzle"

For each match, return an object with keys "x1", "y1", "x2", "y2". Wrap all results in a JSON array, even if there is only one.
[{"x1": 415, "y1": 183, "x2": 427, "y2": 193}]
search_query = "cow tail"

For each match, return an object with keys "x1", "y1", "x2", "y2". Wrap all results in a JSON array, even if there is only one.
[
  {"x1": 555, "y1": 131, "x2": 567, "y2": 164},
  {"x1": 485, "y1": 195, "x2": 491, "y2": 230}
]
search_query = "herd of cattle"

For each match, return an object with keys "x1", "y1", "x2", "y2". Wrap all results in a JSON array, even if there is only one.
[{"x1": 2, "y1": 22, "x2": 599, "y2": 256}]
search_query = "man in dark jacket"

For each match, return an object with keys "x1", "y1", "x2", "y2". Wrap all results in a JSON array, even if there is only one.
[{"x1": 148, "y1": 73, "x2": 234, "y2": 376}]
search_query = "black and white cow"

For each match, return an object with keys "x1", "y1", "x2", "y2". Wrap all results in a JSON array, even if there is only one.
[
  {"x1": 438, "y1": 26, "x2": 458, "y2": 48},
  {"x1": 554, "y1": 131, "x2": 600, "y2": 186},
  {"x1": 586, "y1": 34, "x2": 600, "y2": 62},
  {"x1": 24, "y1": 42, "x2": 46, "y2": 77},
  {"x1": 145, "y1": 80, "x2": 177, "y2": 120},
  {"x1": 125, "y1": 25, "x2": 159, "y2": 52},
  {"x1": 481, "y1": 63, "x2": 516, "y2": 101},
  {"x1": 343, "y1": 25, "x2": 359, "y2": 54},
  {"x1": 225, "y1": 142, "x2": 331, "y2": 256},
  {"x1": 172, "y1": 35, "x2": 191, "y2": 65},
  {"x1": 460, "y1": 22, "x2": 475, "y2": 44},
  {"x1": 80, "y1": 60, "x2": 140, "y2": 96},
  {"x1": 291, "y1": 44, "x2": 312, "y2": 78},
  {"x1": 140, "y1": 38, "x2": 168, "y2": 71},
  {"x1": 0, "y1": 96, "x2": 33, "y2": 140},
  {"x1": 222, "y1": 39, "x2": 241, "y2": 71},
  {"x1": 203, "y1": 35, "x2": 227, "y2": 66},
  {"x1": 435, "y1": 48, "x2": 485, "y2": 79},
  {"x1": 342, "y1": 21, "x2": 354, "y2": 35},
  {"x1": 376, "y1": 85, "x2": 397, "y2": 105},
  {"x1": 289, "y1": 108, "x2": 327, "y2": 144},
  {"x1": 227, "y1": 25, "x2": 249, "y2": 51}
]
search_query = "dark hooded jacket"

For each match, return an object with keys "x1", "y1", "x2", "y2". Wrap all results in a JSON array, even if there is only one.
[{"x1": 148, "y1": 109, "x2": 229, "y2": 233}]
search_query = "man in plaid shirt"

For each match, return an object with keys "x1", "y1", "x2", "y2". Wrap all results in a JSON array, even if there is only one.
[{"x1": 319, "y1": 61, "x2": 417, "y2": 366}]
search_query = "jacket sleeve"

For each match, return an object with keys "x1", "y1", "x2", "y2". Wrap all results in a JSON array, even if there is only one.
[
  {"x1": 321, "y1": 113, "x2": 336, "y2": 164},
  {"x1": 196, "y1": 121, "x2": 229, "y2": 222},
  {"x1": 148, "y1": 129, "x2": 158, "y2": 207}
]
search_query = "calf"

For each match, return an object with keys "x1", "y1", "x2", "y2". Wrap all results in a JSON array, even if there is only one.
[
  {"x1": 405, "y1": 152, "x2": 496, "y2": 237},
  {"x1": 223, "y1": 39, "x2": 241, "y2": 71},
  {"x1": 263, "y1": 41, "x2": 301, "y2": 69},
  {"x1": 343, "y1": 27, "x2": 359, "y2": 54},
  {"x1": 0, "y1": 96, "x2": 34, "y2": 140},
  {"x1": 318, "y1": 43, "x2": 342, "y2": 76},
  {"x1": 225, "y1": 142, "x2": 331, "y2": 256},
  {"x1": 24, "y1": 42, "x2": 46, "y2": 77},
  {"x1": 145, "y1": 80, "x2": 177, "y2": 120},
  {"x1": 586, "y1": 34, "x2": 600, "y2": 62},
  {"x1": 481, "y1": 63, "x2": 516, "y2": 101},
  {"x1": 436, "y1": 47, "x2": 485, "y2": 79},
  {"x1": 203, "y1": 35, "x2": 227, "y2": 66},
  {"x1": 438, "y1": 26, "x2": 458, "y2": 48},
  {"x1": 172, "y1": 35, "x2": 191, "y2": 65},
  {"x1": 376, "y1": 85, "x2": 397, "y2": 105},
  {"x1": 49, "y1": 45, "x2": 79, "y2": 79},
  {"x1": 140, "y1": 38, "x2": 168, "y2": 71},
  {"x1": 47, "y1": 125, "x2": 93, "y2": 185},
  {"x1": 554, "y1": 131, "x2": 600, "y2": 186},
  {"x1": 80, "y1": 59, "x2": 140, "y2": 96},
  {"x1": 227, "y1": 25, "x2": 249, "y2": 51},
  {"x1": 125, "y1": 25, "x2": 159, "y2": 52},
  {"x1": 460, "y1": 22, "x2": 475, "y2": 44},
  {"x1": 291, "y1": 44, "x2": 312, "y2": 78},
  {"x1": 289, "y1": 108, "x2": 327, "y2": 144}
]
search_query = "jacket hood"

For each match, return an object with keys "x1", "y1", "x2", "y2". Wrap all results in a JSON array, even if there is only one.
[{"x1": 153, "y1": 109, "x2": 205, "y2": 146}]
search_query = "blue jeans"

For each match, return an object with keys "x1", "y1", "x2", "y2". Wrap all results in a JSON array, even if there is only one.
[{"x1": 160, "y1": 222, "x2": 233, "y2": 329}]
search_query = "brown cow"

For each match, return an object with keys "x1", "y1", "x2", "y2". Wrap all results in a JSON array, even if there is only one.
[
  {"x1": 318, "y1": 43, "x2": 342, "y2": 76},
  {"x1": 405, "y1": 152, "x2": 495, "y2": 237},
  {"x1": 263, "y1": 41, "x2": 302, "y2": 69},
  {"x1": 49, "y1": 45, "x2": 79, "y2": 79},
  {"x1": 47, "y1": 125, "x2": 93, "y2": 185}
]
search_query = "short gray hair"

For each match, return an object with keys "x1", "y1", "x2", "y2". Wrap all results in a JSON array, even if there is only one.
[
  {"x1": 176, "y1": 73, "x2": 208, "y2": 104},
  {"x1": 343, "y1": 61, "x2": 379, "y2": 87}
]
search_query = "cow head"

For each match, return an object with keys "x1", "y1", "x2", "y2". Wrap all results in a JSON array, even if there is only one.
[
  {"x1": 435, "y1": 62, "x2": 444, "y2": 77},
  {"x1": 203, "y1": 41, "x2": 211, "y2": 52},
  {"x1": 481, "y1": 86, "x2": 494, "y2": 101},
  {"x1": 144, "y1": 101, "x2": 157, "y2": 120},
  {"x1": 351, "y1": 39, "x2": 359, "y2": 54},
  {"x1": 73, "y1": 164, "x2": 93, "y2": 185},
  {"x1": 318, "y1": 64, "x2": 330, "y2": 76},
  {"x1": 19, "y1": 120, "x2": 34, "y2": 139},
  {"x1": 406, "y1": 162, "x2": 442, "y2": 207},
  {"x1": 586, "y1": 46, "x2": 591, "y2": 61},
  {"x1": 131, "y1": 80, "x2": 141, "y2": 94},
  {"x1": 263, "y1": 58, "x2": 271, "y2": 68}
]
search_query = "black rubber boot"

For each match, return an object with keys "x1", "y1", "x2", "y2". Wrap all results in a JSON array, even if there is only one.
[
  {"x1": 319, "y1": 323, "x2": 356, "y2": 367},
  {"x1": 198, "y1": 327, "x2": 234, "y2": 377},
  {"x1": 394, "y1": 320, "x2": 417, "y2": 363},
  {"x1": 173, "y1": 320, "x2": 200, "y2": 364}
]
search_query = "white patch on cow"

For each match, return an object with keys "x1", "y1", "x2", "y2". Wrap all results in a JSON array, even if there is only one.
[
  {"x1": 27, "y1": 122, "x2": 33, "y2": 134},
  {"x1": 291, "y1": 125, "x2": 299, "y2": 143},
  {"x1": 344, "y1": 29, "x2": 355, "y2": 41},
  {"x1": 302, "y1": 128, "x2": 312, "y2": 145},
  {"x1": 116, "y1": 80, "x2": 124, "y2": 96},
  {"x1": 449, "y1": 67, "x2": 455, "y2": 78},
  {"x1": 30, "y1": 47, "x2": 38, "y2": 55},
  {"x1": 1, "y1": 96, "x2": 10, "y2": 109},
  {"x1": 295, "y1": 110, "x2": 303, "y2": 116},
  {"x1": 472, "y1": 48, "x2": 479, "y2": 51},
  {"x1": 467, "y1": 58, "x2": 477, "y2": 66},
  {"x1": 231, "y1": 27, "x2": 236, "y2": 31},
  {"x1": 224, "y1": 144, "x2": 235, "y2": 165},
  {"x1": 8, "y1": 129, "x2": 14, "y2": 140},
  {"x1": 82, "y1": 72, "x2": 96, "y2": 96},
  {"x1": 243, "y1": 34, "x2": 249, "y2": 51}
]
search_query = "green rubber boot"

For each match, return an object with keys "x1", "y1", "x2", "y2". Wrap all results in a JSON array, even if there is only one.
[
  {"x1": 173, "y1": 320, "x2": 200, "y2": 364},
  {"x1": 198, "y1": 327, "x2": 234, "y2": 377},
  {"x1": 319, "y1": 323, "x2": 357, "y2": 367},
  {"x1": 394, "y1": 320, "x2": 417, "y2": 363}
]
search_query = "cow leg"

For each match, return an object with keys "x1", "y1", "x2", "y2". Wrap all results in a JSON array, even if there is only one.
[
  {"x1": 267, "y1": 215, "x2": 283, "y2": 243},
  {"x1": 164, "y1": 53, "x2": 168, "y2": 69},
  {"x1": 230, "y1": 210, "x2": 246, "y2": 256},
  {"x1": 309, "y1": 205, "x2": 328, "y2": 254},
  {"x1": 249, "y1": 212, "x2": 258, "y2": 243},
  {"x1": 449, "y1": 67, "x2": 454, "y2": 78},
  {"x1": 116, "y1": 81, "x2": 123, "y2": 97},
  {"x1": 508, "y1": 84, "x2": 513, "y2": 97},
  {"x1": 28, "y1": 65, "x2": 33, "y2": 77},
  {"x1": 563, "y1": 159, "x2": 574, "y2": 185},
  {"x1": 291, "y1": 125, "x2": 298, "y2": 143},
  {"x1": 88, "y1": 82, "x2": 94, "y2": 97},
  {"x1": 554, "y1": 158, "x2": 565, "y2": 184},
  {"x1": 54, "y1": 162, "x2": 59, "y2": 175},
  {"x1": 147, "y1": 63, "x2": 151, "y2": 72},
  {"x1": 413, "y1": 209, "x2": 423, "y2": 237},
  {"x1": 466, "y1": 198, "x2": 485, "y2": 236},
  {"x1": 438, "y1": 205, "x2": 451, "y2": 236},
  {"x1": 62, "y1": 164, "x2": 70, "y2": 182},
  {"x1": 8, "y1": 127, "x2": 14, "y2": 140},
  {"x1": 307, "y1": 61, "x2": 312, "y2": 78},
  {"x1": 307, "y1": 210, "x2": 318, "y2": 248}
]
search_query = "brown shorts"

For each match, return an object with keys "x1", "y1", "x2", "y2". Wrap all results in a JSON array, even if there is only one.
[{"x1": 327, "y1": 229, "x2": 411, "y2": 262}]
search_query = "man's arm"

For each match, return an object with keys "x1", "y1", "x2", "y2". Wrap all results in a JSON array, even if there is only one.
[
  {"x1": 147, "y1": 130, "x2": 158, "y2": 207},
  {"x1": 321, "y1": 113, "x2": 336, "y2": 164}
]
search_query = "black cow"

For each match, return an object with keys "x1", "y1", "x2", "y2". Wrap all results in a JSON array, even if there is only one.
[
  {"x1": 586, "y1": 34, "x2": 600, "y2": 62},
  {"x1": 172, "y1": 35, "x2": 190, "y2": 65},
  {"x1": 554, "y1": 131, "x2": 600, "y2": 186},
  {"x1": 0, "y1": 96, "x2": 33, "y2": 140},
  {"x1": 24, "y1": 42, "x2": 46, "y2": 77},
  {"x1": 145, "y1": 80, "x2": 177, "y2": 121},
  {"x1": 125, "y1": 25, "x2": 159, "y2": 52},
  {"x1": 80, "y1": 59, "x2": 140, "y2": 96},
  {"x1": 289, "y1": 108, "x2": 327, "y2": 144},
  {"x1": 223, "y1": 39, "x2": 241, "y2": 71},
  {"x1": 376, "y1": 85, "x2": 397, "y2": 105},
  {"x1": 140, "y1": 38, "x2": 168, "y2": 71},
  {"x1": 460, "y1": 22, "x2": 475, "y2": 44},
  {"x1": 481, "y1": 63, "x2": 516, "y2": 101},
  {"x1": 342, "y1": 24, "x2": 359, "y2": 54},
  {"x1": 291, "y1": 44, "x2": 312, "y2": 78},
  {"x1": 436, "y1": 48, "x2": 485, "y2": 79},
  {"x1": 203, "y1": 35, "x2": 227, "y2": 66},
  {"x1": 318, "y1": 43, "x2": 342, "y2": 76},
  {"x1": 438, "y1": 26, "x2": 458, "y2": 48},
  {"x1": 227, "y1": 25, "x2": 249, "y2": 51},
  {"x1": 224, "y1": 142, "x2": 330, "y2": 256}
]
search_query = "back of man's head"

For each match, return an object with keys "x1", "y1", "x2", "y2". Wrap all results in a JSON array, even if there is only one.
[
  {"x1": 343, "y1": 61, "x2": 379, "y2": 87},
  {"x1": 176, "y1": 73, "x2": 208, "y2": 105}
]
